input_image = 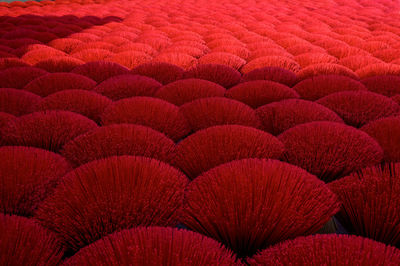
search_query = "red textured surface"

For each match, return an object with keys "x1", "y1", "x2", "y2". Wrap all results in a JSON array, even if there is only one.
[{"x1": 1, "y1": 0, "x2": 400, "y2": 263}]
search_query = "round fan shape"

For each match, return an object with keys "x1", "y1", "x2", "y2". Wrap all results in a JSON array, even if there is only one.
[
  {"x1": 35, "y1": 156, "x2": 188, "y2": 252},
  {"x1": 0, "y1": 214, "x2": 63, "y2": 266},
  {"x1": 248, "y1": 234, "x2": 400, "y2": 265},
  {"x1": 257, "y1": 99, "x2": 344, "y2": 135},
  {"x1": 0, "y1": 146, "x2": 71, "y2": 216},
  {"x1": 183, "y1": 64, "x2": 241, "y2": 88},
  {"x1": 278, "y1": 121, "x2": 383, "y2": 182},
  {"x1": 61, "y1": 124, "x2": 176, "y2": 167},
  {"x1": 175, "y1": 125, "x2": 284, "y2": 179},
  {"x1": 316, "y1": 91, "x2": 400, "y2": 127},
  {"x1": 182, "y1": 159, "x2": 340, "y2": 257},
  {"x1": 0, "y1": 88, "x2": 41, "y2": 116},
  {"x1": 1, "y1": 111, "x2": 98, "y2": 152},
  {"x1": 64, "y1": 227, "x2": 237, "y2": 266},
  {"x1": 101, "y1": 97, "x2": 189, "y2": 142},
  {"x1": 329, "y1": 164, "x2": 400, "y2": 246}
]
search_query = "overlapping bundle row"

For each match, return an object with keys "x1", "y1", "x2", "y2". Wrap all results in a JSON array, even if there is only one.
[{"x1": 1, "y1": 0, "x2": 400, "y2": 264}]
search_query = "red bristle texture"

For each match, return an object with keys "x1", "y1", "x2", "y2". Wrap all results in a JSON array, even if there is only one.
[
  {"x1": 21, "y1": 48, "x2": 67, "y2": 65},
  {"x1": 0, "y1": 88, "x2": 41, "y2": 116},
  {"x1": 0, "y1": 66, "x2": 47, "y2": 89},
  {"x1": 241, "y1": 56, "x2": 301, "y2": 74},
  {"x1": 35, "y1": 156, "x2": 188, "y2": 252},
  {"x1": 175, "y1": 125, "x2": 284, "y2": 179},
  {"x1": 106, "y1": 51, "x2": 152, "y2": 69},
  {"x1": 24, "y1": 73, "x2": 96, "y2": 97},
  {"x1": 316, "y1": 91, "x2": 400, "y2": 128},
  {"x1": 1, "y1": 111, "x2": 98, "y2": 152},
  {"x1": 48, "y1": 38, "x2": 84, "y2": 53},
  {"x1": 155, "y1": 78, "x2": 226, "y2": 106},
  {"x1": 182, "y1": 159, "x2": 340, "y2": 257},
  {"x1": 71, "y1": 42, "x2": 116, "y2": 54},
  {"x1": 248, "y1": 234, "x2": 400, "y2": 265},
  {"x1": 35, "y1": 90, "x2": 111, "y2": 124},
  {"x1": 329, "y1": 163, "x2": 400, "y2": 245},
  {"x1": 278, "y1": 121, "x2": 384, "y2": 182},
  {"x1": 297, "y1": 63, "x2": 359, "y2": 81},
  {"x1": 71, "y1": 48, "x2": 114, "y2": 62},
  {"x1": 71, "y1": 61, "x2": 130, "y2": 83},
  {"x1": 101, "y1": 97, "x2": 190, "y2": 142},
  {"x1": 339, "y1": 55, "x2": 383, "y2": 71},
  {"x1": 241, "y1": 66, "x2": 297, "y2": 87},
  {"x1": 294, "y1": 53, "x2": 338, "y2": 68},
  {"x1": 93, "y1": 74, "x2": 161, "y2": 100},
  {"x1": 198, "y1": 52, "x2": 246, "y2": 70},
  {"x1": 113, "y1": 42, "x2": 157, "y2": 56},
  {"x1": 154, "y1": 52, "x2": 197, "y2": 70},
  {"x1": 361, "y1": 75, "x2": 400, "y2": 97},
  {"x1": 34, "y1": 56, "x2": 85, "y2": 73},
  {"x1": 212, "y1": 45, "x2": 250, "y2": 60},
  {"x1": 0, "y1": 58, "x2": 30, "y2": 71},
  {"x1": 257, "y1": 99, "x2": 344, "y2": 135},
  {"x1": 225, "y1": 80, "x2": 300, "y2": 109},
  {"x1": 356, "y1": 63, "x2": 400, "y2": 79},
  {"x1": 0, "y1": 146, "x2": 71, "y2": 216},
  {"x1": 180, "y1": 97, "x2": 262, "y2": 132},
  {"x1": 63, "y1": 227, "x2": 237, "y2": 266},
  {"x1": 61, "y1": 124, "x2": 176, "y2": 167},
  {"x1": 0, "y1": 112, "x2": 15, "y2": 129},
  {"x1": 179, "y1": 63, "x2": 240, "y2": 88},
  {"x1": 361, "y1": 116, "x2": 400, "y2": 162},
  {"x1": 131, "y1": 62, "x2": 184, "y2": 85},
  {"x1": 0, "y1": 214, "x2": 63, "y2": 265},
  {"x1": 293, "y1": 74, "x2": 367, "y2": 101}
]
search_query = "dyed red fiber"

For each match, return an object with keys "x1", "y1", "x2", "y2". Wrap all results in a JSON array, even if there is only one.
[
  {"x1": 61, "y1": 124, "x2": 176, "y2": 167},
  {"x1": 198, "y1": 52, "x2": 246, "y2": 70},
  {"x1": 361, "y1": 116, "x2": 400, "y2": 162},
  {"x1": 356, "y1": 63, "x2": 400, "y2": 79},
  {"x1": 0, "y1": 146, "x2": 71, "y2": 216},
  {"x1": 0, "y1": 88, "x2": 41, "y2": 116},
  {"x1": 296, "y1": 63, "x2": 359, "y2": 81},
  {"x1": 132, "y1": 62, "x2": 184, "y2": 85},
  {"x1": 279, "y1": 122, "x2": 383, "y2": 182},
  {"x1": 71, "y1": 48, "x2": 114, "y2": 62},
  {"x1": 0, "y1": 58, "x2": 30, "y2": 71},
  {"x1": 241, "y1": 66, "x2": 297, "y2": 86},
  {"x1": 257, "y1": 99, "x2": 344, "y2": 135},
  {"x1": 64, "y1": 227, "x2": 237, "y2": 266},
  {"x1": 294, "y1": 53, "x2": 338, "y2": 68},
  {"x1": 339, "y1": 55, "x2": 383, "y2": 71},
  {"x1": 0, "y1": 66, "x2": 47, "y2": 89},
  {"x1": 175, "y1": 125, "x2": 284, "y2": 179},
  {"x1": 21, "y1": 48, "x2": 67, "y2": 65},
  {"x1": 0, "y1": 214, "x2": 63, "y2": 265},
  {"x1": 0, "y1": 112, "x2": 14, "y2": 130},
  {"x1": 24, "y1": 73, "x2": 96, "y2": 97},
  {"x1": 1, "y1": 111, "x2": 98, "y2": 152},
  {"x1": 180, "y1": 97, "x2": 261, "y2": 132},
  {"x1": 154, "y1": 52, "x2": 197, "y2": 70},
  {"x1": 106, "y1": 51, "x2": 152, "y2": 69},
  {"x1": 182, "y1": 159, "x2": 339, "y2": 257},
  {"x1": 329, "y1": 164, "x2": 400, "y2": 245},
  {"x1": 155, "y1": 78, "x2": 226, "y2": 106},
  {"x1": 35, "y1": 156, "x2": 188, "y2": 251},
  {"x1": 183, "y1": 64, "x2": 241, "y2": 88},
  {"x1": 293, "y1": 75, "x2": 367, "y2": 101},
  {"x1": 72, "y1": 61, "x2": 130, "y2": 83},
  {"x1": 316, "y1": 91, "x2": 400, "y2": 127},
  {"x1": 248, "y1": 234, "x2": 400, "y2": 265},
  {"x1": 101, "y1": 97, "x2": 190, "y2": 141},
  {"x1": 93, "y1": 74, "x2": 161, "y2": 100},
  {"x1": 226, "y1": 80, "x2": 299, "y2": 109},
  {"x1": 48, "y1": 38, "x2": 84, "y2": 53},
  {"x1": 241, "y1": 56, "x2": 301, "y2": 74},
  {"x1": 34, "y1": 56, "x2": 85, "y2": 73},
  {"x1": 361, "y1": 75, "x2": 400, "y2": 97},
  {"x1": 36, "y1": 90, "x2": 111, "y2": 124}
]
